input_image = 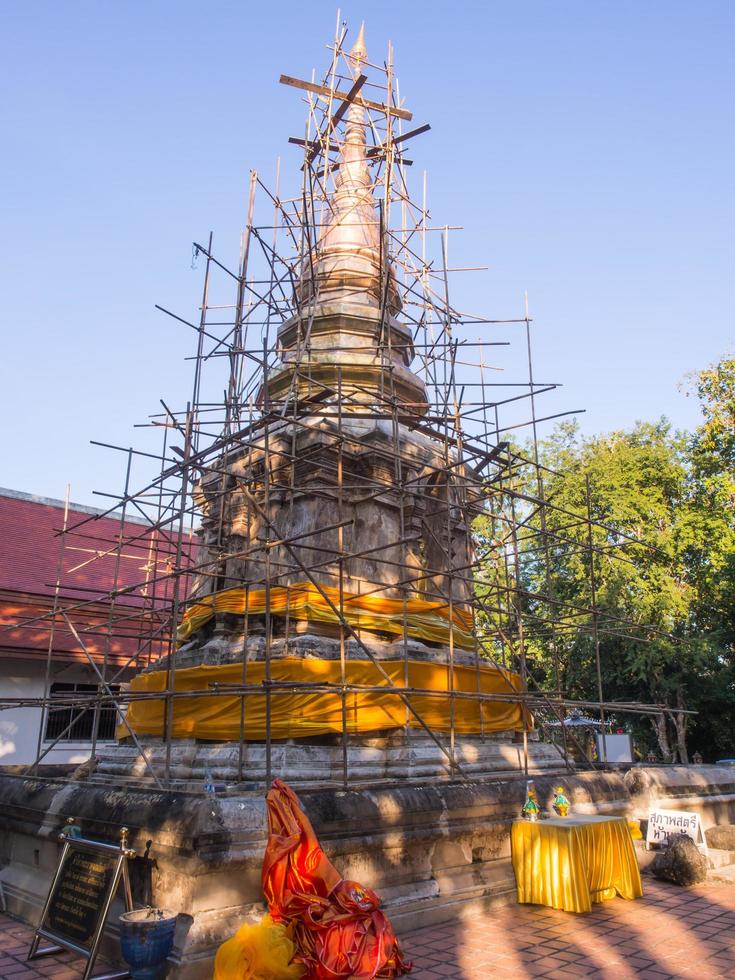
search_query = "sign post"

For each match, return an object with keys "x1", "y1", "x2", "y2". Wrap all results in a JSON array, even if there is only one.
[{"x1": 27, "y1": 820, "x2": 136, "y2": 980}]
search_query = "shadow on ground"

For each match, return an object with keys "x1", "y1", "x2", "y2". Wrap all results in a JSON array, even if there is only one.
[{"x1": 404, "y1": 879, "x2": 735, "y2": 979}]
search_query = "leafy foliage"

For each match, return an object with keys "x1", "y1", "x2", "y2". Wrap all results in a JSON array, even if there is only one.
[{"x1": 474, "y1": 357, "x2": 735, "y2": 761}]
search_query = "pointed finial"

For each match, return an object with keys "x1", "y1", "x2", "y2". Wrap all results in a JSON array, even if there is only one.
[{"x1": 349, "y1": 21, "x2": 367, "y2": 67}]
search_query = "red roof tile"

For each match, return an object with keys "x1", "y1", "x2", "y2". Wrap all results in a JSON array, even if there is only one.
[{"x1": 0, "y1": 489, "x2": 194, "y2": 664}]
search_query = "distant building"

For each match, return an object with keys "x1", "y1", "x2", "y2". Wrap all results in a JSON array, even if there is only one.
[{"x1": 0, "y1": 488, "x2": 181, "y2": 765}]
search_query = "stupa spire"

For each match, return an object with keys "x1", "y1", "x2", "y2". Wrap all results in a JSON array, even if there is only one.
[
  {"x1": 350, "y1": 22, "x2": 367, "y2": 67},
  {"x1": 266, "y1": 20, "x2": 425, "y2": 414},
  {"x1": 336, "y1": 21, "x2": 370, "y2": 199},
  {"x1": 295, "y1": 21, "x2": 401, "y2": 316}
]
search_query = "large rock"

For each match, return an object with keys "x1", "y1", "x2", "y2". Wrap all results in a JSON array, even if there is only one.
[
  {"x1": 650, "y1": 834, "x2": 708, "y2": 886},
  {"x1": 705, "y1": 824, "x2": 735, "y2": 850}
]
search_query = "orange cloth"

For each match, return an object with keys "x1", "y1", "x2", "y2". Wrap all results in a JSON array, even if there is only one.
[{"x1": 263, "y1": 779, "x2": 411, "y2": 979}]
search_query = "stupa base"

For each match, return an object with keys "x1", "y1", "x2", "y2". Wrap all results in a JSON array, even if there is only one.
[
  {"x1": 95, "y1": 732, "x2": 564, "y2": 790},
  {"x1": 2, "y1": 766, "x2": 733, "y2": 979}
]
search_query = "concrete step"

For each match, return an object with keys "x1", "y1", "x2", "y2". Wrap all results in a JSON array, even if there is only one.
[
  {"x1": 709, "y1": 863, "x2": 735, "y2": 885},
  {"x1": 708, "y1": 847, "x2": 735, "y2": 870},
  {"x1": 633, "y1": 840, "x2": 657, "y2": 874}
]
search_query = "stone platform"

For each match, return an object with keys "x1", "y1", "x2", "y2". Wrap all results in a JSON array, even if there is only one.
[
  {"x1": 1, "y1": 766, "x2": 734, "y2": 979},
  {"x1": 96, "y1": 732, "x2": 564, "y2": 789}
]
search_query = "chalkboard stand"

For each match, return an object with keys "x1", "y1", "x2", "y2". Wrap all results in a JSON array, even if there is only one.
[{"x1": 27, "y1": 820, "x2": 136, "y2": 980}]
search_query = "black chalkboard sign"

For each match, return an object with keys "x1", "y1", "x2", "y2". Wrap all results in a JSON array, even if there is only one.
[
  {"x1": 27, "y1": 822, "x2": 135, "y2": 980},
  {"x1": 46, "y1": 847, "x2": 118, "y2": 949}
]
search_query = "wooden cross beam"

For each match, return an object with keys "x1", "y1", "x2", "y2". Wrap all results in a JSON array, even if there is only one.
[{"x1": 279, "y1": 73, "x2": 413, "y2": 122}]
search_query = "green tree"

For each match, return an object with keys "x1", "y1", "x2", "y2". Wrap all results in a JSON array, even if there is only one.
[
  {"x1": 680, "y1": 357, "x2": 735, "y2": 757},
  {"x1": 474, "y1": 356, "x2": 735, "y2": 761}
]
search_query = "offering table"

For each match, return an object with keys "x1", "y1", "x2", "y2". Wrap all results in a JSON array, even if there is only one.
[{"x1": 511, "y1": 814, "x2": 643, "y2": 913}]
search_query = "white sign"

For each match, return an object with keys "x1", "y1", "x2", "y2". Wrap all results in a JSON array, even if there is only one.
[
  {"x1": 595, "y1": 733, "x2": 633, "y2": 763},
  {"x1": 646, "y1": 808, "x2": 707, "y2": 852}
]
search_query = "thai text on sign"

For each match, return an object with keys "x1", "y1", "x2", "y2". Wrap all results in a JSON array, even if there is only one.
[
  {"x1": 646, "y1": 809, "x2": 703, "y2": 848},
  {"x1": 46, "y1": 849, "x2": 117, "y2": 949}
]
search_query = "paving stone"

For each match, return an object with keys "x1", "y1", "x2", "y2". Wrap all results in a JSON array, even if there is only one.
[
  {"x1": 3, "y1": 876, "x2": 735, "y2": 980},
  {"x1": 405, "y1": 879, "x2": 735, "y2": 978},
  {"x1": 0, "y1": 913, "x2": 118, "y2": 980}
]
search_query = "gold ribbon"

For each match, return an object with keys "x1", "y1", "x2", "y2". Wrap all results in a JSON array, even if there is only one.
[
  {"x1": 119, "y1": 658, "x2": 529, "y2": 740},
  {"x1": 178, "y1": 582, "x2": 475, "y2": 650}
]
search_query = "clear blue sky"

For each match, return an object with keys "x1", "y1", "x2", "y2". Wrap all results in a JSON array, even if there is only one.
[{"x1": 2, "y1": 1, "x2": 733, "y2": 506}]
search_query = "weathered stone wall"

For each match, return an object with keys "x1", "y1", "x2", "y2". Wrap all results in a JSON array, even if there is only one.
[
  {"x1": 192, "y1": 416, "x2": 477, "y2": 609},
  {"x1": 2, "y1": 766, "x2": 734, "y2": 980}
]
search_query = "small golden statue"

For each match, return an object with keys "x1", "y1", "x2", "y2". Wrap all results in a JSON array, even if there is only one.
[
  {"x1": 552, "y1": 786, "x2": 571, "y2": 817},
  {"x1": 522, "y1": 781, "x2": 541, "y2": 821}
]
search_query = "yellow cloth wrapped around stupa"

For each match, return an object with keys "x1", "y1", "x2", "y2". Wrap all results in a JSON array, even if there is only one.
[
  {"x1": 119, "y1": 657, "x2": 529, "y2": 741},
  {"x1": 177, "y1": 581, "x2": 475, "y2": 650},
  {"x1": 213, "y1": 914, "x2": 305, "y2": 980}
]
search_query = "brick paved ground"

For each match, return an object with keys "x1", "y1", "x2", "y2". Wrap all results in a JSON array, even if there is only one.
[
  {"x1": 0, "y1": 879, "x2": 733, "y2": 978},
  {"x1": 0, "y1": 914, "x2": 114, "y2": 979},
  {"x1": 406, "y1": 880, "x2": 735, "y2": 979}
]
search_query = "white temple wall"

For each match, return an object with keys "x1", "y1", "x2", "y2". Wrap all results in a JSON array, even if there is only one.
[{"x1": 0, "y1": 658, "x2": 108, "y2": 765}]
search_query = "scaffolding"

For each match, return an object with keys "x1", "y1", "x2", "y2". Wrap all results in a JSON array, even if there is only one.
[{"x1": 1, "y1": 18, "x2": 692, "y2": 792}]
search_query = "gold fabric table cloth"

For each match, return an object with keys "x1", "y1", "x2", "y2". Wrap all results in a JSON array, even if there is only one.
[{"x1": 511, "y1": 815, "x2": 643, "y2": 913}]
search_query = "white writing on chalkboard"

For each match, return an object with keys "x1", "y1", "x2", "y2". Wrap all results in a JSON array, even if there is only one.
[{"x1": 46, "y1": 849, "x2": 117, "y2": 948}]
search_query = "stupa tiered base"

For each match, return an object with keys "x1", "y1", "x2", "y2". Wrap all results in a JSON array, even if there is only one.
[
  {"x1": 94, "y1": 620, "x2": 546, "y2": 787},
  {"x1": 96, "y1": 733, "x2": 563, "y2": 790}
]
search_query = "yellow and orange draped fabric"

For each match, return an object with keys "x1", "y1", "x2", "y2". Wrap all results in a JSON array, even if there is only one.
[
  {"x1": 262, "y1": 779, "x2": 411, "y2": 979},
  {"x1": 176, "y1": 582, "x2": 475, "y2": 650},
  {"x1": 214, "y1": 915, "x2": 304, "y2": 980},
  {"x1": 118, "y1": 657, "x2": 529, "y2": 741},
  {"x1": 511, "y1": 815, "x2": 643, "y2": 914}
]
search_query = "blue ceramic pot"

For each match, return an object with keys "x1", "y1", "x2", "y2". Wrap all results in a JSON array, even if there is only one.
[{"x1": 119, "y1": 908, "x2": 177, "y2": 980}]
